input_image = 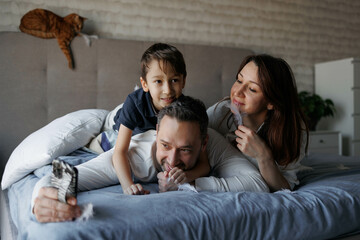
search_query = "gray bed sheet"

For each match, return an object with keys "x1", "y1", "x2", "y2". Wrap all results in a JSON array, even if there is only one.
[
  {"x1": 1, "y1": 189, "x2": 18, "y2": 239},
  {"x1": 3, "y1": 151, "x2": 360, "y2": 240}
]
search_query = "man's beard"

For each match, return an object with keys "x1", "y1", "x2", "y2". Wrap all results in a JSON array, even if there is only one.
[{"x1": 151, "y1": 142, "x2": 162, "y2": 172}]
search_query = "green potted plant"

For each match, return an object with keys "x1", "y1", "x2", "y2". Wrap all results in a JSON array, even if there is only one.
[{"x1": 298, "y1": 91, "x2": 336, "y2": 131}]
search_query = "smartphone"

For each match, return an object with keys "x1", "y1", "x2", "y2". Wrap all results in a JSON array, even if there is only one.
[{"x1": 51, "y1": 159, "x2": 78, "y2": 203}]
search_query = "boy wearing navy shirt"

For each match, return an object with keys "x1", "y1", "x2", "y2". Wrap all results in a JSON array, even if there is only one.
[
  {"x1": 113, "y1": 88, "x2": 184, "y2": 135},
  {"x1": 112, "y1": 43, "x2": 209, "y2": 195}
]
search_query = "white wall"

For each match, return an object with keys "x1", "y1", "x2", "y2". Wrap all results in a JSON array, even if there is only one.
[{"x1": 1, "y1": 0, "x2": 360, "y2": 92}]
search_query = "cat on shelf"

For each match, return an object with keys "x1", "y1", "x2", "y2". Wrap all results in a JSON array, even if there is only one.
[{"x1": 19, "y1": 8, "x2": 94, "y2": 69}]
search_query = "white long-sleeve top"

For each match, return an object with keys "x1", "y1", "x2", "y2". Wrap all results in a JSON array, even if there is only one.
[
  {"x1": 206, "y1": 100, "x2": 308, "y2": 190},
  {"x1": 195, "y1": 128, "x2": 269, "y2": 192},
  {"x1": 31, "y1": 127, "x2": 269, "y2": 211}
]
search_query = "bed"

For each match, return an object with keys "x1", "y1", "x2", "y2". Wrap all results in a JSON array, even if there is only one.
[{"x1": 1, "y1": 31, "x2": 360, "y2": 240}]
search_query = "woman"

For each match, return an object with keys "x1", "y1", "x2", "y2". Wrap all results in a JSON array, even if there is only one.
[{"x1": 207, "y1": 54, "x2": 309, "y2": 192}]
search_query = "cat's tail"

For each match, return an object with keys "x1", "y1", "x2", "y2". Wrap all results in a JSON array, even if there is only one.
[{"x1": 19, "y1": 24, "x2": 55, "y2": 39}]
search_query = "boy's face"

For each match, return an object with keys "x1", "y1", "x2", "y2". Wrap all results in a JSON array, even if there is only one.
[
  {"x1": 155, "y1": 115, "x2": 204, "y2": 172},
  {"x1": 141, "y1": 60, "x2": 186, "y2": 111}
]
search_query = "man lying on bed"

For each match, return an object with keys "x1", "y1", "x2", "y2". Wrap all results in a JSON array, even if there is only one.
[{"x1": 32, "y1": 96, "x2": 269, "y2": 222}]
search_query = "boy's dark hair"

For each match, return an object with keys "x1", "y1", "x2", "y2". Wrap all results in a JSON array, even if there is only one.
[
  {"x1": 141, "y1": 43, "x2": 187, "y2": 80},
  {"x1": 157, "y1": 96, "x2": 208, "y2": 142}
]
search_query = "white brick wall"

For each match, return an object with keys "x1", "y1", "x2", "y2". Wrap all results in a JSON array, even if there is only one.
[{"x1": 1, "y1": 0, "x2": 360, "y2": 92}]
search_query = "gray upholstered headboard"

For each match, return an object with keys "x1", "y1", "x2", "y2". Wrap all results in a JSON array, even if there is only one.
[{"x1": 0, "y1": 31, "x2": 253, "y2": 179}]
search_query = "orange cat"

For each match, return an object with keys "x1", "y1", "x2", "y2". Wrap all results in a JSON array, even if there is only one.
[{"x1": 19, "y1": 8, "x2": 87, "y2": 69}]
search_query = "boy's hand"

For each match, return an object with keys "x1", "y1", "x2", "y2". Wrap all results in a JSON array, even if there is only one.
[
  {"x1": 157, "y1": 171, "x2": 178, "y2": 192},
  {"x1": 168, "y1": 167, "x2": 188, "y2": 185},
  {"x1": 123, "y1": 183, "x2": 150, "y2": 195}
]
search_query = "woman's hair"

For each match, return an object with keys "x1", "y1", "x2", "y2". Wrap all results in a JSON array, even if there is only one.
[
  {"x1": 157, "y1": 96, "x2": 208, "y2": 143},
  {"x1": 140, "y1": 43, "x2": 187, "y2": 81},
  {"x1": 236, "y1": 54, "x2": 309, "y2": 165}
]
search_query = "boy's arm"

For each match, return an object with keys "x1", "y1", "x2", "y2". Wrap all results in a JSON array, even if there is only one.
[{"x1": 112, "y1": 124, "x2": 149, "y2": 195}]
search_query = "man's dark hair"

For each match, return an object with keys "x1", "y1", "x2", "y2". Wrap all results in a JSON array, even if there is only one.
[{"x1": 157, "y1": 96, "x2": 208, "y2": 142}]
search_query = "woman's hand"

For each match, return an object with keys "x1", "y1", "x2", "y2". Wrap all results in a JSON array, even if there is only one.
[
  {"x1": 234, "y1": 125, "x2": 271, "y2": 162},
  {"x1": 234, "y1": 125, "x2": 291, "y2": 191}
]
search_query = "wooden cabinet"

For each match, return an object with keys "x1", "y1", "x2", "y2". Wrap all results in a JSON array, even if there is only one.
[
  {"x1": 315, "y1": 58, "x2": 360, "y2": 156},
  {"x1": 308, "y1": 131, "x2": 342, "y2": 155}
]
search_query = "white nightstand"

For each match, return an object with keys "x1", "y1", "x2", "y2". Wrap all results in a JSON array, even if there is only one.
[
  {"x1": 315, "y1": 58, "x2": 360, "y2": 156},
  {"x1": 308, "y1": 131, "x2": 342, "y2": 155}
]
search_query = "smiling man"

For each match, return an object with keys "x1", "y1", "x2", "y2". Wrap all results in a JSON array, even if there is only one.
[
  {"x1": 152, "y1": 96, "x2": 208, "y2": 190},
  {"x1": 32, "y1": 96, "x2": 268, "y2": 222},
  {"x1": 153, "y1": 97, "x2": 269, "y2": 193}
]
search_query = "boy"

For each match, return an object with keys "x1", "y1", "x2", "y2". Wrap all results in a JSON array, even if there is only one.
[{"x1": 111, "y1": 43, "x2": 209, "y2": 195}]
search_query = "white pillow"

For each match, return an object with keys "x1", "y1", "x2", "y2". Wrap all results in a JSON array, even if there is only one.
[{"x1": 1, "y1": 109, "x2": 109, "y2": 190}]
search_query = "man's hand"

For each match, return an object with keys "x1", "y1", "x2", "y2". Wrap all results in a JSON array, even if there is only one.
[
  {"x1": 157, "y1": 171, "x2": 179, "y2": 192},
  {"x1": 123, "y1": 183, "x2": 150, "y2": 195},
  {"x1": 167, "y1": 167, "x2": 188, "y2": 185},
  {"x1": 33, "y1": 187, "x2": 81, "y2": 223}
]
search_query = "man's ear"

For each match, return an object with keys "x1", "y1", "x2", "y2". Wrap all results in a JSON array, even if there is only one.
[
  {"x1": 140, "y1": 77, "x2": 149, "y2": 92},
  {"x1": 201, "y1": 134, "x2": 209, "y2": 152},
  {"x1": 156, "y1": 124, "x2": 159, "y2": 133}
]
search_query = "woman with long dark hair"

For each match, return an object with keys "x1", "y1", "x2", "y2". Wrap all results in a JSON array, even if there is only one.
[{"x1": 207, "y1": 54, "x2": 309, "y2": 191}]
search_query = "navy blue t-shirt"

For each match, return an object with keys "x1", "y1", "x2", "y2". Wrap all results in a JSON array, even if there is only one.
[
  {"x1": 113, "y1": 89, "x2": 185, "y2": 135},
  {"x1": 113, "y1": 89, "x2": 157, "y2": 136}
]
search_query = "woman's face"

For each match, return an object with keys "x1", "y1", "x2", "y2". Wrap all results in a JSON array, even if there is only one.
[{"x1": 230, "y1": 61, "x2": 273, "y2": 122}]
